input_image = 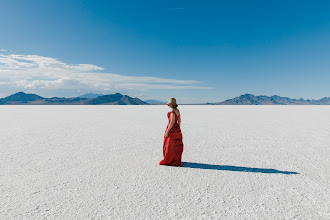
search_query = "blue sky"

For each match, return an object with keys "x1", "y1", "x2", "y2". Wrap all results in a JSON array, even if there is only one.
[{"x1": 1, "y1": 0, "x2": 330, "y2": 103}]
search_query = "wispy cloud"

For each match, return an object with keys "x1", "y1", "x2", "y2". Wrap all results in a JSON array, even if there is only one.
[
  {"x1": 0, "y1": 49, "x2": 7, "y2": 52},
  {"x1": 0, "y1": 53, "x2": 212, "y2": 97}
]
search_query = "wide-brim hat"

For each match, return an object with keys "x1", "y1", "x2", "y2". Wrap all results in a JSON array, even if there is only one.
[{"x1": 166, "y1": 97, "x2": 177, "y2": 106}]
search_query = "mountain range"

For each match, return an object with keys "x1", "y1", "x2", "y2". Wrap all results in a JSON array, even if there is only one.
[
  {"x1": 0, "y1": 92, "x2": 148, "y2": 105},
  {"x1": 1, "y1": 92, "x2": 330, "y2": 105},
  {"x1": 211, "y1": 93, "x2": 330, "y2": 105}
]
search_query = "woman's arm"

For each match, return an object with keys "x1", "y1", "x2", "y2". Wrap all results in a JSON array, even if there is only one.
[
  {"x1": 165, "y1": 112, "x2": 175, "y2": 137},
  {"x1": 178, "y1": 115, "x2": 181, "y2": 127}
]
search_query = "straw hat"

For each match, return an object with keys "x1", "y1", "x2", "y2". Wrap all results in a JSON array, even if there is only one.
[{"x1": 166, "y1": 97, "x2": 178, "y2": 107}]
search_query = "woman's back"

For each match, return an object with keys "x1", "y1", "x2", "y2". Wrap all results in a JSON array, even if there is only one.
[{"x1": 167, "y1": 109, "x2": 181, "y2": 133}]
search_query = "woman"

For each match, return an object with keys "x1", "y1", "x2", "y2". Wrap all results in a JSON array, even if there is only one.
[{"x1": 159, "y1": 97, "x2": 184, "y2": 167}]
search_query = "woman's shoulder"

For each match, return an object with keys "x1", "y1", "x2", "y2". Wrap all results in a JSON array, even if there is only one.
[{"x1": 172, "y1": 109, "x2": 180, "y2": 116}]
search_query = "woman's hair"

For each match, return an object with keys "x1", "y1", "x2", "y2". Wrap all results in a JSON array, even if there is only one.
[{"x1": 172, "y1": 104, "x2": 178, "y2": 109}]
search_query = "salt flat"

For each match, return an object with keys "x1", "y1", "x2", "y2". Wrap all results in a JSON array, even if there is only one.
[{"x1": 0, "y1": 105, "x2": 329, "y2": 220}]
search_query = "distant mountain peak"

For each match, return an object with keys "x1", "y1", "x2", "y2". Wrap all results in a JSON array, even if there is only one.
[
  {"x1": 2, "y1": 91, "x2": 44, "y2": 102},
  {"x1": 85, "y1": 93, "x2": 147, "y2": 105}
]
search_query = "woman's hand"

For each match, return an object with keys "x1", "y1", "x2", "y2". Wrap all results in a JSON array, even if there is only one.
[{"x1": 165, "y1": 132, "x2": 169, "y2": 137}]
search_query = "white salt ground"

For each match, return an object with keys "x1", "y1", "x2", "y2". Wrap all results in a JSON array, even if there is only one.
[{"x1": 0, "y1": 105, "x2": 329, "y2": 220}]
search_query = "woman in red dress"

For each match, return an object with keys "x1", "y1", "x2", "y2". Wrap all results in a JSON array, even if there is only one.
[{"x1": 159, "y1": 97, "x2": 184, "y2": 167}]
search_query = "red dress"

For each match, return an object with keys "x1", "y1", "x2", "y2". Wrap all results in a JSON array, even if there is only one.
[{"x1": 159, "y1": 110, "x2": 184, "y2": 167}]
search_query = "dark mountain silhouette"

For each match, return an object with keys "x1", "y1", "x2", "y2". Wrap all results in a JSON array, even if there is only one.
[
  {"x1": 85, "y1": 93, "x2": 147, "y2": 105},
  {"x1": 318, "y1": 97, "x2": 330, "y2": 104},
  {"x1": 119, "y1": 95, "x2": 147, "y2": 105},
  {"x1": 42, "y1": 97, "x2": 89, "y2": 105},
  {"x1": 86, "y1": 93, "x2": 124, "y2": 104},
  {"x1": 0, "y1": 92, "x2": 148, "y2": 105},
  {"x1": 1, "y1": 91, "x2": 44, "y2": 103},
  {"x1": 212, "y1": 93, "x2": 330, "y2": 105}
]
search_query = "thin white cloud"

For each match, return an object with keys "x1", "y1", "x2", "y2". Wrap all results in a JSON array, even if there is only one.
[
  {"x1": 0, "y1": 53, "x2": 213, "y2": 96},
  {"x1": 0, "y1": 54, "x2": 104, "y2": 71}
]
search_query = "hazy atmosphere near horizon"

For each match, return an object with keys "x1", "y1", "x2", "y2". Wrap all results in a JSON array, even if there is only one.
[{"x1": 1, "y1": 1, "x2": 330, "y2": 103}]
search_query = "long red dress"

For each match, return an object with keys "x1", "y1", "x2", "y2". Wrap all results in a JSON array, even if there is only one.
[{"x1": 159, "y1": 110, "x2": 184, "y2": 167}]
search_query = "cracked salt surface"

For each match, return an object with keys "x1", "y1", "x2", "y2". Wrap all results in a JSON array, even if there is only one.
[{"x1": 0, "y1": 105, "x2": 329, "y2": 219}]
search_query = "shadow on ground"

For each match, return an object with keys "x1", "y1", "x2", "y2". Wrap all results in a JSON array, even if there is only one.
[{"x1": 181, "y1": 162, "x2": 299, "y2": 174}]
